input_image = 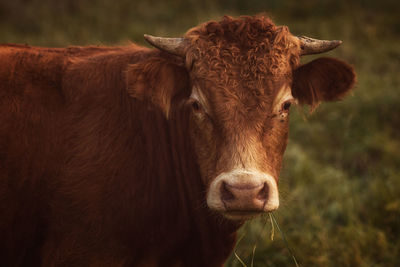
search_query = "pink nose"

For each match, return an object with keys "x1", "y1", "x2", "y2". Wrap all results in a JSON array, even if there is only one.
[{"x1": 220, "y1": 181, "x2": 268, "y2": 211}]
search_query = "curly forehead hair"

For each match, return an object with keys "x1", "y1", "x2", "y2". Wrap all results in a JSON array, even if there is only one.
[{"x1": 184, "y1": 15, "x2": 300, "y2": 87}]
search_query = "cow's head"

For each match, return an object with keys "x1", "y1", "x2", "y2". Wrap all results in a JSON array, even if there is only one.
[{"x1": 139, "y1": 16, "x2": 355, "y2": 221}]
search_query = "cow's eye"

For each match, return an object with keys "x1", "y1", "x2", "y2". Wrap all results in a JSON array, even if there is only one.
[
  {"x1": 282, "y1": 101, "x2": 292, "y2": 112},
  {"x1": 191, "y1": 99, "x2": 202, "y2": 113}
]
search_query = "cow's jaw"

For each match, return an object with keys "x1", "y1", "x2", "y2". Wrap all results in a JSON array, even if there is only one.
[{"x1": 206, "y1": 169, "x2": 279, "y2": 221}]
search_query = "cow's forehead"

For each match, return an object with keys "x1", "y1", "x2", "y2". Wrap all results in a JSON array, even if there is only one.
[{"x1": 184, "y1": 16, "x2": 300, "y2": 83}]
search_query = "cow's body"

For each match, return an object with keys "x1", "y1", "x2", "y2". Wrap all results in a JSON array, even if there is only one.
[
  {"x1": 0, "y1": 44, "x2": 238, "y2": 266},
  {"x1": 0, "y1": 16, "x2": 355, "y2": 266}
]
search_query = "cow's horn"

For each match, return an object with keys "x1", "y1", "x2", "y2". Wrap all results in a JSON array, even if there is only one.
[
  {"x1": 144, "y1": 34, "x2": 187, "y2": 57},
  {"x1": 297, "y1": 36, "x2": 342, "y2": 55}
]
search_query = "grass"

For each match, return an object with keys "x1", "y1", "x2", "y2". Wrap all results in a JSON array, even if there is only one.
[
  {"x1": 230, "y1": 213, "x2": 301, "y2": 267},
  {"x1": 1, "y1": 0, "x2": 399, "y2": 266},
  {"x1": 269, "y1": 214, "x2": 299, "y2": 267}
]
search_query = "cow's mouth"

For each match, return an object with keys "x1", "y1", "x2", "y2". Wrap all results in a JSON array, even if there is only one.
[{"x1": 222, "y1": 210, "x2": 263, "y2": 221}]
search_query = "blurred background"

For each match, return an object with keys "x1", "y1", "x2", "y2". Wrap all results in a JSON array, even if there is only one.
[{"x1": 1, "y1": 0, "x2": 399, "y2": 266}]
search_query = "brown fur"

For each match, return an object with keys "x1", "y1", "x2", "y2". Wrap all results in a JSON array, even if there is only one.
[
  {"x1": 183, "y1": 16, "x2": 302, "y2": 184},
  {"x1": 0, "y1": 15, "x2": 355, "y2": 266}
]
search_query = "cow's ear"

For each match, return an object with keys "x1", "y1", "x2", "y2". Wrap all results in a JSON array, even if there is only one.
[
  {"x1": 126, "y1": 56, "x2": 189, "y2": 118},
  {"x1": 292, "y1": 57, "x2": 356, "y2": 109}
]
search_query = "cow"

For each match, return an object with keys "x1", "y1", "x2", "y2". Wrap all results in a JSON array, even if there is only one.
[{"x1": 0, "y1": 15, "x2": 355, "y2": 266}]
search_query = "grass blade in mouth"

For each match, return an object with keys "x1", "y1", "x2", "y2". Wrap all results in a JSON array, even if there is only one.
[
  {"x1": 234, "y1": 231, "x2": 247, "y2": 267},
  {"x1": 251, "y1": 244, "x2": 256, "y2": 267},
  {"x1": 270, "y1": 213, "x2": 300, "y2": 267},
  {"x1": 269, "y1": 213, "x2": 275, "y2": 241},
  {"x1": 234, "y1": 251, "x2": 247, "y2": 267}
]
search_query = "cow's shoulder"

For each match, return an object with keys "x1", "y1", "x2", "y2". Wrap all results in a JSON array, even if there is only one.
[{"x1": 62, "y1": 45, "x2": 159, "y2": 102}]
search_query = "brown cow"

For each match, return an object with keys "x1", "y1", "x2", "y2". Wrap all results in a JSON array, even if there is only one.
[{"x1": 0, "y1": 15, "x2": 355, "y2": 266}]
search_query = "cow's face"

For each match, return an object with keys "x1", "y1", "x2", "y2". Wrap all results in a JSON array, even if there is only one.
[
  {"x1": 183, "y1": 22, "x2": 300, "y2": 220},
  {"x1": 142, "y1": 15, "x2": 356, "y2": 221},
  {"x1": 187, "y1": 79, "x2": 293, "y2": 220}
]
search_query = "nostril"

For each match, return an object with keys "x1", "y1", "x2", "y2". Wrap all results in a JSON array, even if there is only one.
[
  {"x1": 256, "y1": 183, "x2": 268, "y2": 201},
  {"x1": 220, "y1": 182, "x2": 235, "y2": 202}
]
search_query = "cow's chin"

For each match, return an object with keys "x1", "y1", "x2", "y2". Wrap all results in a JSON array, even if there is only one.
[{"x1": 221, "y1": 210, "x2": 263, "y2": 221}]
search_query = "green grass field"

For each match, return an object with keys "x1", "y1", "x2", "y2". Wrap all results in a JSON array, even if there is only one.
[{"x1": 1, "y1": 0, "x2": 399, "y2": 266}]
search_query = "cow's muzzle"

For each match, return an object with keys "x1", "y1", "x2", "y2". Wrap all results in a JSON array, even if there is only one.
[{"x1": 206, "y1": 169, "x2": 279, "y2": 220}]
